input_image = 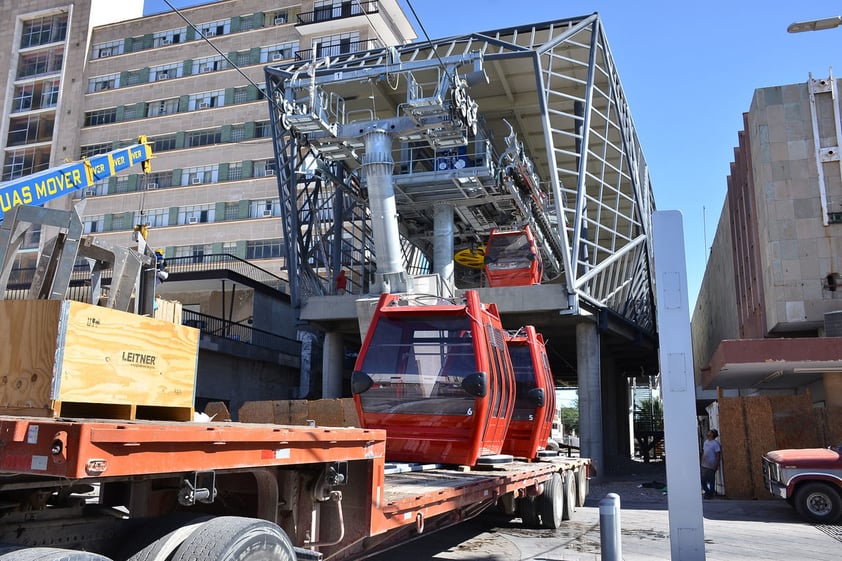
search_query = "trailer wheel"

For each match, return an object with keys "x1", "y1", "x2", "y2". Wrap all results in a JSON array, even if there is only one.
[
  {"x1": 561, "y1": 470, "x2": 577, "y2": 521},
  {"x1": 794, "y1": 482, "x2": 842, "y2": 523},
  {"x1": 575, "y1": 467, "x2": 589, "y2": 508},
  {"x1": 0, "y1": 548, "x2": 112, "y2": 561},
  {"x1": 536, "y1": 472, "x2": 563, "y2": 529},
  {"x1": 170, "y1": 516, "x2": 295, "y2": 561},
  {"x1": 517, "y1": 496, "x2": 539, "y2": 528},
  {"x1": 119, "y1": 514, "x2": 213, "y2": 561}
]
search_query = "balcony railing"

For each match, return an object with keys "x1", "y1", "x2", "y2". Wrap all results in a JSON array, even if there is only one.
[
  {"x1": 182, "y1": 309, "x2": 301, "y2": 357},
  {"x1": 296, "y1": 0, "x2": 379, "y2": 25},
  {"x1": 295, "y1": 38, "x2": 380, "y2": 61},
  {"x1": 164, "y1": 253, "x2": 287, "y2": 292}
]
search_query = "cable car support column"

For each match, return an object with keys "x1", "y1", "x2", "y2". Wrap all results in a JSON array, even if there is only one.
[
  {"x1": 362, "y1": 128, "x2": 408, "y2": 294},
  {"x1": 433, "y1": 202, "x2": 455, "y2": 296}
]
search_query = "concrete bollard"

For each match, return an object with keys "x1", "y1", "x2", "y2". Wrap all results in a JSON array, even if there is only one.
[{"x1": 599, "y1": 493, "x2": 622, "y2": 561}]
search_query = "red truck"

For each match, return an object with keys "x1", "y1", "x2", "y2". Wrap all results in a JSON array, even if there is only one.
[{"x1": 762, "y1": 444, "x2": 842, "y2": 523}]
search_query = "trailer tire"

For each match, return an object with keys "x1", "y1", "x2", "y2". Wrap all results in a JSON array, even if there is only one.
[
  {"x1": 794, "y1": 482, "x2": 842, "y2": 524},
  {"x1": 562, "y1": 470, "x2": 577, "y2": 521},
  {"x1": 537, "y1": 472, "x2": 563, "y2": 529},
  {"x1": 0, "y1": 548, "x2": 112, "y2": 561},
  {"x1": 518, "y1": 496, "x2": 539, "y2": 528},
  {"x1": 575, "y1": 467, "x2": 589, "y2": 507},
  {"x1": 170, "y1": 516, "x2": 295, "y2": 561},
  {"x1": 119, "y1": 514, "x2": 213, "y2": 561}
]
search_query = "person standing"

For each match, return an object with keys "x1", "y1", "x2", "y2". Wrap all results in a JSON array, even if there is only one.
[{"x1": 700, "y1": 428, "x2": 722, "y2": 499}]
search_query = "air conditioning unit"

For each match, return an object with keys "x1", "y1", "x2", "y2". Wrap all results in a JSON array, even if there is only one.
[
  {"x1": 147, "y1": 183, "x2": 158, "y2": 190},
  {"x1": 160, "y1": 38, "x2": 170, "y2": 46},
  {"x1": 271, "y1": 53, "x2": 284, "y2": 62},
  {"x1": 200, "y1": 65, "x2": 212, "y2": 73},
  {"x1": 198, "y1": 102, "x2": 209, "y2": 109},
  {"x1": 84, "y1": 188, "x2": 96, "y2": 196},
  {"x1": 188, "y1": 216, "x2": 199, "y2": 224},
  {"x1": 262, "y1": 209, "x2": 273, "y2": 217},
  {"x1": 157, "y1": 73, "x2": 169, "y2": 81},
  {"x1": 191, "y1": 176, "x2": 203, "y2": 184},
  {"x1": 203, "y1": 29, "x2": 216, "y2": 37},
  {"x1": 265, "y1": 168, "x2": 275, "y2": 176},
  {"x1": 274, "y1": 16, "x2": 286, "y2": 25}
]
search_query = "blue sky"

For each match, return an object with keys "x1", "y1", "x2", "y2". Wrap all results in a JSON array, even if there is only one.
[{"x1": 143, "y1": 0, "x2": 842, "y2": 305}]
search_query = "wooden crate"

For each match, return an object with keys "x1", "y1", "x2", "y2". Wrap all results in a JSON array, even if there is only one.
[
  {"x1": 0, "y1": 300, "x2": 198, "y2": 421},
  {"x1": 240, "y1": 398, "x2": 360, "y2": 427}
]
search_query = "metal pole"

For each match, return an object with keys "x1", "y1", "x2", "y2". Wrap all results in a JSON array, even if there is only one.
[
  {"x1": 599, "y1": 493, "x2": 621, "y2": 561},
  {"x1": 433, "y1": 202, "x2": 454, "y2": 296}
]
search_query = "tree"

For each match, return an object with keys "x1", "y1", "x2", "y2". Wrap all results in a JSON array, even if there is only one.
[{"x1": 634, "y1": 397, "x2": 664, "y2": 432}]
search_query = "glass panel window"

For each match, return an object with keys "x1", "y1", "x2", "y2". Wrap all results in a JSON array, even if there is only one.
[
  {"x1": 21, "y1": 14, "x2": 68, "y2": 49},
  {"x1": 151, "y1": 135, "x2": 177, "y2": 152},
  {"x1": 80, "y1": 143, "x2": 111, "y2": 158},
  {"x1": 84, "y1": 215, "x2": 104, "y2": 234},
  {"x1": 189, "y1": 90, "x2": 225, "y2": 110},
  {"x1": 231, "y1": 125, "x2": 245, "y2": 142},
  {"x1": 152, "y1": 28, "x2": 186, "y2": 47},
  {"x1": 272, "y1": 11, "x2": 289, "y2": 25},
  {"x1": 246, "y1": 239, "x2": 284, "y2": 259},
  {"x1": 147, "y1": 171, "x2": 173, "y2": 189},
  {"x1": 193, "y1": 56, "x2": 227, "y2": 74},
  {"x1": 138, "y1": 208, "x2": 169, "y2": 228},
  {"x1": 261, "y1": 42, "x2": 298, "y2": 63},
  {"x1": 126, "y1": 70, "x2": 143, "y2": 86},
  {"x1": 89, "y1": 73, "x2": 120, "y2": 93},
  {"x1": 228, "y1": 163, "x2": 243, "y2": 180},
  {"x1": 18, "y1": 49, "x2": 63, "y2": 79},
  {"x1": 84, "y1": 108, "x2": 117, "y2": 127},
  {"x1": 12, "y1": 85, "x2": 34, "y2": 113},
  {"x1": 40, "y1": 80, "x2": 60, "y2": 108},
  {"x1": 253, "y1": 160, "x2": 276, "y2": 177},
  {"x1": 233, "y1": 87, "x2": 249, "y2": 104},
  {"x1": 186, "y1": 129, "x2": 222, "y2": 148},
  {"x1": 178, "y1": 204, "x2": 215, "y2": 225},
  {"x1": 182, "y1": 165, "x2": 218, "y2": 185},
  {"x1": 151, "y1": 63, "x2": 182, "y2": 81},
  {"x1": 110, "y1": 214, "x2": 127, "y2": 231},
  {"x1": 224, "y1": 202, "x2": 240, "y2": 220},
  {"x1": 255, "y1": 121, "x2": 272, "y2": 138},
  {"x1": 7, "y1": 114, "x2": 55, "y2": 146},
  {"x1": 196, "y1": 19, "x2": 230, "y2": 38},
  {"x1": 249, "y1": 199, "x2": 280, "y2": 218},
  {"x1": 236, "y1": 51, "x2": 252, "y2": 66},
  {"x1": 147, "y1": 98, "x2": 179, "y2": 117},
  {"x1": 91, "y1": 40, "x2": 124, "y2": 59}
]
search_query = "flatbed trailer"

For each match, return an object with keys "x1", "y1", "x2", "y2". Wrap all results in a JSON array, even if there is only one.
[{"x1": 0, "y1": 415, "x2": 590, "y2": 560}]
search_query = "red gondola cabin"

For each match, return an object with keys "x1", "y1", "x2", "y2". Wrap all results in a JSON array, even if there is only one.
[
  {"x1": 501, "y1": 326, "x2": 556, "y2": 459},
  {"x1": 483, "y1": 226, "x2": 543, "y2": 287},
  {"x1": 352, "y1": 290, "x2": 516, "y2": 466}
]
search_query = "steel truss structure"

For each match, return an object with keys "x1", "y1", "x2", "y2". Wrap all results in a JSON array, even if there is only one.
[{"x1": 266, "y1": 13, "x2": 656, "y2": 333}]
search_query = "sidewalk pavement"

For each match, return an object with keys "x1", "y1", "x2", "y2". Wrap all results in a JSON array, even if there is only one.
[{"x1": 501, "y1": 461, "x2": 842, "y2": 560}]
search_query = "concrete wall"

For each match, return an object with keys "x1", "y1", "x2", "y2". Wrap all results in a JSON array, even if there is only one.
[
  {"x1": 691, "y1": 198, "x2": 739, "y2": 379},
  {"x1": 747, "y1": 81, "x2": 842, "y2": 334}
]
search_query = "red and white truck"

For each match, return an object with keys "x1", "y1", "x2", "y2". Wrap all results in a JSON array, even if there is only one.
[{"x1": 762, "y1": 444, "x2": 842, "y2": 523}]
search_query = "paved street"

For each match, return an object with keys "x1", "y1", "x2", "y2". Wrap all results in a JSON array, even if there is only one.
[{"x1": 368, "y1": 463, "x2": 841, "y2": 560}]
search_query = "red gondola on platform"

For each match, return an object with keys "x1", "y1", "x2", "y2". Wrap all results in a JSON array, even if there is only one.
[{"x1": 352, "y1": 290, "x2": 515, "y2": 466}]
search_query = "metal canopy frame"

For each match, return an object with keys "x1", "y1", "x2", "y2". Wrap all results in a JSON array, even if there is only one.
[{"x1": 266, "y1": 13, "x2": 656, "y2": 334}]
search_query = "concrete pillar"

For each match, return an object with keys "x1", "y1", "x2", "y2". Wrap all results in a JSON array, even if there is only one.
[
  {"x1": 577, "y1": 320, "x2": 603, "y2": 477},
  {"x1": 322, "y1": 331, "x2": 344, "y2": 398},
  {"x1": 433, "y1": 203, "x2": 455, "y2": 296},
  {"x1": 823, "y1": 372, "x2": 842, "y2": 408}
]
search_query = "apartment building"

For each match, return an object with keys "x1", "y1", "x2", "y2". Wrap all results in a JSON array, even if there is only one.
[{"x1": 75, "y1": 0, "x2": 414, "y2": 303}]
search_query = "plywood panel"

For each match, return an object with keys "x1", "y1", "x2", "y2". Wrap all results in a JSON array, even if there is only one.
[
  {"x1": 769, "y1": 394, "x2": 819, "y2": 449},
  {"x1": 239, "y1": 398, "x2": 361, "y2": 427},
  {"x1": 718, "y1": 396, "x2": 753, "y2": 499},
  {"x1": 825, "y1": 406, "x2": 842, "y2": 446},
  {"x1": 0, "y1": 300, "x2": 198, "y2": 420},
  {"x1": 239, "y1": 400, "x2": 275, "y2": 424},
  {"x1": 744, "y1": 397, "x2": 776, "y2": 499}
]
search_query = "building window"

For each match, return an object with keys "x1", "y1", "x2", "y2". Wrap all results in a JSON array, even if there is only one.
[
  {"x1": 196, "y1": 19, "x2": 230, "y2": 38},
  {"x1": 80, "y1": 143, "x2": 111, "y2": 158},
  {"x1": 126, "y1": 70, "x2": 143, "y2": 86},
  {"x1": 272, "y1": 11, "x2": 289, "y2": 25},
  {"x1": 187, "y1": 129, "x2": 222, "y2": 148},
  {"x1": 84, "y1": 108, "x2": 117, "y2": 126},
  {"x1": 179, "y1": 204, "x2": 215, "y2": 225},
  {"x1": 113, "y1": 177, "x2": 131, "y2": 194},
  {"x1": 147, "y1": 171, "x2": 173, "y2": 189},
  {"x1": 147, "y1": 98, "x2": 179, "y2": 118},
  {"x1": 190, "y1": 90, "x2": 224, "y2": 110},
  {"x1": 151, "y1": 135, "x2": 177, "y2": 152},
  {"x1": 193, "y1": 56, "x2": 227, "y2": 74},
  {"x1": 8, "y1": 114, "x2": 55, "y2": 146},
  {"x1": 40, "y1": 80, "x2": 60, "y2": 107},
  {"x1": 253, "y1": 160, "x2": 276, "y2": 177},
  {"x1": 228, "y1": 163, "x2": 243, "y2": 180},
  {"x1": 246, "y1": 239, "x2": 285, "y2": 260},
  {"x1": 231, "y1": 125, "x2": 245, "y2": 142},
  {"x1": 84, "y1": 215, "x2": 104, "y2": 234},
  {"x1": 250, "y1": 199, "x2": 280, "y2": 218},
  {"x1": 261, "y1": 42, "x2": 298, "y2": 63},
  {"x1": 21, "y1": 14, "x2": 68, "y2": 49},
  {"x1": 255, "y1": 121, "x2": 272, "y2": 138},
  {"x1": 183, "y1": 165, "x2": 218, "y2": 185},
  {"x1": 18, "y1": 49, "x2": 63, "y2": 79},
  {"x1": 110, "y1": 214, "x2": 127, "y2": 231},
  {"x1": 138, "y1": 208, "x2": 169, "y2": 227},
  {"x1": 11, "y1": 85, "x2": 34, "y2": 113},
  {"x1": 91, "y1": 40, "x2": 124, "y2": 59},
  {"x1": 233, "y1": 87, "x2": 249, "y2": 104},
  {"x1": 89, "y1": 74, "x2": 120, "y2": 93},
  {"x1": 153, "y1": 28, "x2": 186, "y2": 47},
  {"x1": 151, "y1": 63, "x2": 182, "y2": 81},
  {"x1": 224, "y1": 202, "x2": 240, "y2": 220}
]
